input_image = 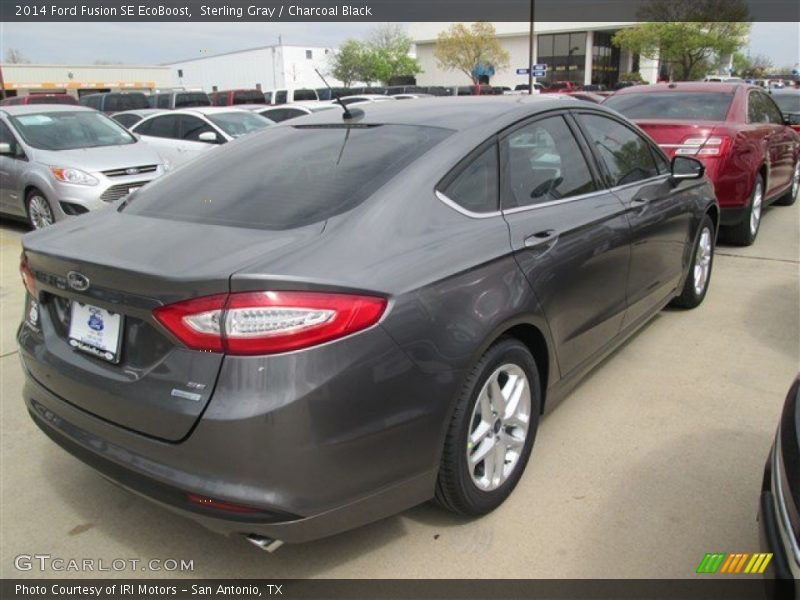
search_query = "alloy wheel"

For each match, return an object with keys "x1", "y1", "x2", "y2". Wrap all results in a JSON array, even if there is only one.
[
  {"x1": 693, "y1": 227, "x2": 713, "y2": 296},
  {"x1": 750, "y1": 180, "x2": 763, "y2": 237},
  {"x1": 28, "y1": 194, "x2": 54, "y2": 229},
  {"x1": 466, "y1": 363, "x2": 531, "y2": 492},
  {"x1": 792, "y1": 162, "x2": 800, "y2": 200}
]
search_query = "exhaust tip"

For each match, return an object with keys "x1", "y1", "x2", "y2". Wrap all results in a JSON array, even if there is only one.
[{"x1": 246, "y1": 534, "x2": 284, "y2": 553}]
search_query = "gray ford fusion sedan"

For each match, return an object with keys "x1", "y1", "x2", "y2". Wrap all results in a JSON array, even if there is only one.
[{"x1": 18, "y1": 96, "x2": 718, "y2": 550}]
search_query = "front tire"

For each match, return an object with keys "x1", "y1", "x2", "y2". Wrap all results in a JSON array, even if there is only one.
[
  {"x1": 724, "y1": 174, "x2": 763, "y2": 246},
  {"x1": 435, "y1": 338, "x2": 541, "y2": 516},
  {"x1": 25, "y1": 188, "x2": 55, "y2": 230},
  {"x1": 671, "y1": 215, "x2": 715, "y2": 309}
]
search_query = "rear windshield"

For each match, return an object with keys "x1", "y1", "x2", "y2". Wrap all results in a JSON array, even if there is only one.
[
  {"x1": 104, "y1": 93, "x2": 150, "y2": 112},
  {"x1": 232, "y1": 90, "x2": 265, "y2": 104},
  {"x1": 10, "y1": 111, "x2": 136, "y2": 150},
  {"x1": 293, "y1": 89, "x2": 318, "y2": 101},
  {"x1": 27, "y1": 95, "x2": 77, "y2": 105},
  {"x1": 175, "y1": 92, "x2": 211, "y2": 108},
  {"x1": 604, "y1": 92, "x2": 734, "y2": 121},
  {"x1": 122, "y1": 124, "x2": 452, "y2": 230},
  {"x1": 772, "y1": 93, "x2": 800, "y2": 113}
]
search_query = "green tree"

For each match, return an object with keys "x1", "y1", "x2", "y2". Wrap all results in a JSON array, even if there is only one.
[
  {"x1": 612, "y1": 0, "x2": 751, "y2": 80},
  {"x1": 731, "y1": 52, "x2": 773, "y2": 78},
  {"x1": 367, "y1": 24, "x2": 422, "y2": 85},
  {"x1": 434, "y1": 22, "x2": 511, "y2": 85},
  {"x1": 329, "y1": 39, "x2": 366, "y2": 87}
]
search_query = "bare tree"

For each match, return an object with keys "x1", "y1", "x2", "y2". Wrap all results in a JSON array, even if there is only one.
[{"x1": 5, "y1": 48, "x2": 32, "y2": 64}]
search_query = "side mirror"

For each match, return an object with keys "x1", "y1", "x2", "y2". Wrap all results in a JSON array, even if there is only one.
[
  {"x1": 0, "y1": 142, "x2": 12, "y2": 155},
  {"x1": 198, "y1": 131, "x2": 219, "y2": 144},
  {"x1": 671, "y1": 156, "x2": 705, "y2": 182}
]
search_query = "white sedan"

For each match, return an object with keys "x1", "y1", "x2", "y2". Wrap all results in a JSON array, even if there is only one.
[{"x1": 130, "y1": 107, "x2": 272, "y2": 167}]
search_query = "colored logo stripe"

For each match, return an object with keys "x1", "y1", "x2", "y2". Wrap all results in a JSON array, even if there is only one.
[{"x1": 696, "y1": 553, "x2": 773, "y2": 574}]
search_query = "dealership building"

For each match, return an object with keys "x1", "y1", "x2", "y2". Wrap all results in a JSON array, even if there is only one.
[
  {"x1": 0, "y1": 63, "x2": 172, "y2": 98},
  {"x1": 410, "y1": 22, "x2": 661, "y2": 88},
  {"x1": 163, "y1": 44, "x2": 341, "y2": 93}
]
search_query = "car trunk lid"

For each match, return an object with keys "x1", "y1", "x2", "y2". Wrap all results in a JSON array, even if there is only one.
[{"x1": 21, "y1": 209, "x2": 323, "y2": 441}]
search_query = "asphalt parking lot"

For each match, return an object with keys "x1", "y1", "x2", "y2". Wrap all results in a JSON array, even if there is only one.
[{"x1": 0, "y1": 200, "x2": 797, "y2": 579}]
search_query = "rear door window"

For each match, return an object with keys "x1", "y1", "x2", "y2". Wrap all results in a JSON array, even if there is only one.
[
  {"x1": 156, "y1": 94, "x2": 170, "y2": 109},
  {"x1": 578, "y1": 114, "x2": 660, "y2": 187},
  {"x1": 502, "y1": 115, "x2": 596, "y2": 208},
  {"x1": 123, "y1": 124, "x2": 452, "y2": 230},
  {"x1": 178, "y1": 115, "x2": 215, "y2": 141}
]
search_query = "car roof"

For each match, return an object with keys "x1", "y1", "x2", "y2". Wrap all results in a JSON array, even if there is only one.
[
  {"x1": 612, "y1": 82, "x2": 753, "y2": 95},
  {"x1": 113, "y1": 108, "x2": 164, "y2": 117},
  {"x1": 0, "y1": 104, "x2": 96, "y2": 116},
  {"x1": 290, "y1": 95, "x2": 593, "y2": 132},
  {"x1": 170, "y1": 107, "x2": 252, "y2": 116}
]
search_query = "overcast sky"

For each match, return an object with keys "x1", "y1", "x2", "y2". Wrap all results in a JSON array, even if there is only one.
[{"x1": 0, "y1": 21, "x2": 797, "y2": 67}]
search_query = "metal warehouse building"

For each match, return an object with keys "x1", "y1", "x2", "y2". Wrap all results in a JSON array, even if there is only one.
[
  {"x1": 0, "y1": 63, "x2": 172, "y2": 98},
  {"x1": 410, "y1": 22, "x2": 661, "y2": 89},
  {"x1": 163, "y1": 44, "x2": 342, "y2": 93}
]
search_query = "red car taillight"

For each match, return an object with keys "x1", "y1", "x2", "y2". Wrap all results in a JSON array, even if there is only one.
[
  {"x1": 674, "y1": 135, "x2": 731, "y2": 157},
  {"x1": 19, "y1": 253, "x2": 36, "y2": 296},
  {"x1": 153, "y1": 291, "x2": 387, "y2": 355}
]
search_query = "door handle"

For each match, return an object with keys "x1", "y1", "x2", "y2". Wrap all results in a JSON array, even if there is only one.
[{"x1": 524, "y1": 229, "x2": 559, "y2": 248}]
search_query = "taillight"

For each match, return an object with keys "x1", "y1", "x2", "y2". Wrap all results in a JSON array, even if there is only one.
[
  {"x1": 20, "y1": 253, "x2": 36, "y2": 296},
  {"x1": 153, "y1": 291, "x2": 387, "y2": 355},
  {"x1": 674, "y1": 136, "x2": 730, "y2": 157}
]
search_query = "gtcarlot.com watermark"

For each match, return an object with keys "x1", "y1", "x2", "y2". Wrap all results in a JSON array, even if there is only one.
[{"x1": 14, "y1": 554, "x2": 194, "y2": 573}]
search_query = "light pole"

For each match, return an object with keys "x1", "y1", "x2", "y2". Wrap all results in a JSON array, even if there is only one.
[{"x1": 528, "y1": 0, "x2": 534, "y2": 94}]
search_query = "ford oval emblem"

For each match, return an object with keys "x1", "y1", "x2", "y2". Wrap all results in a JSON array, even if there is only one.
[
  {"x1": 125, "y1": 167, "x2": 140, "y2": 175},
  {"x1": 67, "y1": 271, "x2": 90, "y2": 292}
]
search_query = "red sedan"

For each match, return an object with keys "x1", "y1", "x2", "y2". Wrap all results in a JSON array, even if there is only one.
[{"x1": 605, "y1": 82, "x2": 800, "y2": 245}]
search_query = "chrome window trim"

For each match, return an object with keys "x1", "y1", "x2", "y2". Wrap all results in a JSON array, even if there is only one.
[
  {"x1": 502, "y1": 188, "x2": 609, "y2": 214},
  {"x1": 610, "y1": 173, "x2": 671, "y2": 193},
  {"x1": 773, "y1": 433, "x2": 800, "y2": 568},
  {"x1": 434, "y1": 190, "x2": 502, "y2": 219}
]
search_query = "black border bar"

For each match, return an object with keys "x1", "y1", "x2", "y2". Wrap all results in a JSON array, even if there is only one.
[{"x1": 1, "y1": 0, "x2": 799, "y2": 22}]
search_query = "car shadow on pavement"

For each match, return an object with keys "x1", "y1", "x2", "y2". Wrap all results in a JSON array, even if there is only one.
[{"x1": 0, "y1": 219, "x2": 30, "y2": 235}]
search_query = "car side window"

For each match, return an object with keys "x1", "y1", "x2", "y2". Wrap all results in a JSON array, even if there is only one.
[
  {"x1": 651, "y1": 144, "x2": 670, "y2": 174},
  {"x1": 178, "y1": 115, "x2": 214, "y2": 141},
  {"x1": 112, "y1": 114, "x2": 140, "y2": 129},
  {"x1": 761, "y1": 93, "x2": 784, "y2": 124},
  {"x1": 139, "y1": 115, "x2": 178, "y2": 139},
  {"x1": 264, "y1": 92, "x2": 273, "y2": 103},
  {"x1": 579, "y1": 114, "x2": 660, "y2": 187},
  {"x1": 275, "y1": 91, "x2": 288, "y2": 104},
  {"x1": 157, "y1": 94, "x2": 170, "y2": 109},
  {"x1": 748, "y1": 92, "x2": 768, "y2": 124},
  {"x1": 502, "y1": 115, "x2": 596, "y2": 208},
  {"x1": 440, "y1": 144, "x2": 499, "y2": 214},
  {"x1": 0, "y1": 120, "x2": 24, "y2": 158}
]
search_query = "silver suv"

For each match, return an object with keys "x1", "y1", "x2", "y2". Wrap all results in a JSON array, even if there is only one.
[{"x1": 0, "y1": 105, "x2": 166, "y2": 229}]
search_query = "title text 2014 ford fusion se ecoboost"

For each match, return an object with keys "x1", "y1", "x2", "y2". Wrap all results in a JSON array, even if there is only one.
[{"x1": 18, "y1": 97, "x2": 718, "y2": 549}]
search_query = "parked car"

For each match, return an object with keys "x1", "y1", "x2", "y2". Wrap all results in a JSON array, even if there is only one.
[
  {"x1": 130, "y1": 107, "x2": 272, "y2": 167},
  {"x1": 210, "y1": 89, "x2": 266, "y2": 106},
  {"x1": 110, "y1": 108, "x2": 163, "y2": 130},
  {"x1": 759, "y1": 376, "x2": 799, "y2": 589},
  {"x1": 150, "y1": 90, "x2": 211, "y2": 110},
  {"x1": 315, "y1": 87, "x2": 351, "y2": 101},
  {"x1": 266, "y1": 88, "x2": 319, "y2": 105},
  {"x1": 386, "y1": 85, "x2": 427, "y2": 95},
  {"x1": 0, "y1": 105, "x2": 165, "y2": 229},
  {"x1": 18, "y1": 96, "x2": 717, "y2": 549},
  {"x1": 514, "y1": 83, "x2": 545, "y2": 93},
  {"x1": 566, "y1": 91, "x2": 606, "y2": 103},
  {"x1": 391, "y1": 94, "x2": 434, "y2": 100},
  {"x1": 770, "y1": 89, "x2": 800, "y2": 133},
  {"x1": 1, "y1": 94, "x2": 78, "y2": 106},
  {"x1": 79, "y1": 91, "x2": 150, "y2": 114},
  {"x1": 334, "y1": 94, "x2": 396, "y2": 107},
  {"x1": 541, "y1": 81, "x2": 579, "y2": 93},
  {"x1": 605, "y1": 82, "x2": 800, "y2": 245},
  {"x1": 247, "y1": 102, "x2": 336, "y2": 123}
]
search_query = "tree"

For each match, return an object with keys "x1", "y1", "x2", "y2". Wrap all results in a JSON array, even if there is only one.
[
  {"x1": 5, "y1": 48, "x2": 31, "y2": 64},
  {"x1": 434, "y1": 22, "x2": 510, "y2": 85},
  {"x1": 612, "y1": 0, "x2": 751, "y2": 80},
  {"x1": 731, "y1": 52, "x2": 773, "y2": 78},
  {"x1": 367, "y1": 24, "x2": 422, "y2": 85},
  {"x1": 329, "y1": 39, "x2": 366, "y2": 87}
]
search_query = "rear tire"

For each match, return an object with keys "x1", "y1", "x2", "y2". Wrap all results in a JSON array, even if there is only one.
[
  {"x1": 671, "y1": 215, "x2": 715, "y2": 309},
  {"x1": 724, "y1": 174, "x2": 763, "y2": 246},
  {"x1": 25, "y1": 188, "x2": 55, "y2": 230},
  {"x1": 774, "y1": 161, "x2": 799, "y2": 206},
  {"x1": 435, "y1": 337, "x2": 541, "y2": 516}
]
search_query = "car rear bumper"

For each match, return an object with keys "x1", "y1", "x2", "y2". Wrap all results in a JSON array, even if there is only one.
[{"x1": 19, "y1": 322, "x2": 453, "y2": 543}]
